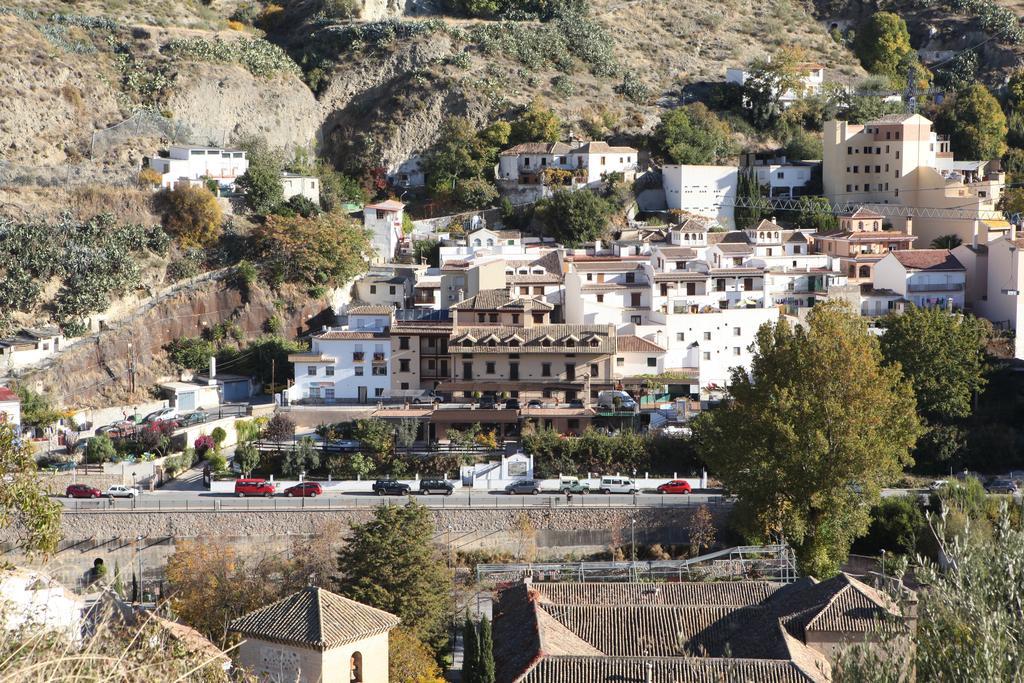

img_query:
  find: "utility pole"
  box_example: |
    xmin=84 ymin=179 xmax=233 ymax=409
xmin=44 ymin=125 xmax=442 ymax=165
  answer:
xmin=136 ymin=535 xmax=144 ymax=604
xmin=271 ymin=358 xmax=276 ymax=394
xmin=127 ymin=341 xmax=136 ymax=394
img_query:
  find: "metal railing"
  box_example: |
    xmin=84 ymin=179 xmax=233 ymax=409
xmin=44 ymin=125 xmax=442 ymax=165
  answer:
xmin=907 ymin=283 xmax=964 ymax=292
xmin=59 ymin=492 xmax=731 ymax=513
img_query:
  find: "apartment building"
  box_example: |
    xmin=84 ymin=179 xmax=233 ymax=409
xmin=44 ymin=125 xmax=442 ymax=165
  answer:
xmin=822 ymin=113 xmax=1005 ymax=246
xmin=389 ymin=311 xmax=453 ymax=401
xmin=972 ymin=236 xmax=1024 ymax=359
xmin=814 ymin=208 xmax=916 ymax=282
xmin=364 ymin=200 xmax=405 ymax=265
xmin=287 ymin=306 xmax=393 ymax=403
xmin=443 ymin=290 xmax=616 ymax=402
xmin=661 ymin=165 xmax=737 ymax=227
xmin=563 ymin=256 xmax=653 ymax=326
xmin=497 ymin=141 xmax=639 ymax=188
xmin=438 ymin=257 xmax=506 ymax=309
xmin=873 ymin=250 xmax=967 ymax=309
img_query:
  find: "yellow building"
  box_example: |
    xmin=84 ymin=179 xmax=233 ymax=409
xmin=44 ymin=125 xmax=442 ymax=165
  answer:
xmin=823 ymin=114 xmax=1006 ymax=248
xmin=229 ymin=586 xmax=399 ymax=683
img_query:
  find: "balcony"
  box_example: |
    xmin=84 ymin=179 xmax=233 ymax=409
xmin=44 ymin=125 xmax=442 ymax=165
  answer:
xmin=373 ymin=352 xmax=386 ymax=362
xmin=352 ymin=352 xmax=365 ymax=362
xmin=908 ymin=283 xmax=964 ymax=293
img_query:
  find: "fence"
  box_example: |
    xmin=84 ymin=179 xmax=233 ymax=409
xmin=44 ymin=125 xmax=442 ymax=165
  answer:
xmin=0 ymin=161 xmax=135 ymax=189
xmin=58 ymin=492 xmax=729 ymax=512
xmin=89 ymin=110 xmax=233 ymax=159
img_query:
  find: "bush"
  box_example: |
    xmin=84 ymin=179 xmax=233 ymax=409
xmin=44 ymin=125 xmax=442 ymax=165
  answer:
xmin=453 ymin=178 xmax=499 ymax=209
xmin=161 ymin=185 xmax=222 ymax=246
xmin=137 ymin=167 xmax=162 ymax=188
xmin=85 ymin=435 xmax=116 ymax=464
xmin=264 ymin=414 xmax=296 ymax=442
xmin=852 ymin=496 xmax=925 ymax=556
xmin=236 ymin=161 xmax=284 ymax=216
xmin=616 ymin=72 xmax=650 ymax=104
xmin=194 ymin=434 xmax=215 ymax=457
xmin=233 ymin=259 xmax=258 ymax=287
xmin=165 ymin=37 xmax=301 ymax=78
xmin=210 ymin=427 xmax=227 ymax=450
xmin=250 ymin=213 xmax=374 ymax=288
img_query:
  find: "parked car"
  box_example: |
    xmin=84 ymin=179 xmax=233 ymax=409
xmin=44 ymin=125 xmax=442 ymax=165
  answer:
xmin=96 ymin=420 xmax=135 ymax=439
xmin=556 ymin=477 xmax=589 ymax=495
xmin=657 ymin=479 xmax=693 ymax=495
xmin=235 ymin=478 xmax=276 ymax=497
xmin=65 ymin=484 xmax=102 ymax=499
xmin=106 ymin=485 xmax=140 ymax=499
xmin=419 ymin=479 xmax=454 ymax=495
xmin=526 ymin=399 xmax=544 ymax=409
xmin=597 ymin=477 xmax=638 ymax=494
xmin=504 ymin=398 xmax=521 ymax=410
xmin=283 ymin=482 xmax=322 ymax=498
xmin=142 ymin=407 xmax=176 ymax=423
xmin=478 ymin=395 xmax=497 ymax=410
xmin=178 ymin=410 xmax=208 ymax=426
xmin=986 ymin=479 xmax=1019 ymax=494
xmin=412 ymin=391 xmax=444 ymax=405
xmin=928 ymin=479 xmax=949 ymax=491
xmin=506 ymin=480 xmax=541 ymax=495
xmin=596 ymin=390 xmax=637 ymax=411
xmin=567 ymin=399 xmax=585 ymax=409
xmin=372 ymin=480 xmax=411 ymax=496
xmin=50 ymin=460 xmax=78 ymax=472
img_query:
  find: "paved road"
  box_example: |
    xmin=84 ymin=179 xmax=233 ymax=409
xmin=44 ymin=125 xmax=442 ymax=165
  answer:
xmin=55 ymin=489 xmax=727 ymax=512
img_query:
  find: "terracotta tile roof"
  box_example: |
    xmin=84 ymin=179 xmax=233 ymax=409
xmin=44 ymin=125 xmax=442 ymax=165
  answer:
xmin=890 ymin=249 xmax=964 ymax=271
xmin=228 ymin=587 xmax=399 ymax=651
xmin=347 ymin=305 xmax=394 ymax=315
xmin=500 ymin=142 xmax=572 ymax=155
xmin=507 ymin=273 xmax=561 ymax=284
xmin=656 ymin=247 xmax=698 ymax=259
xmin=566 ymin=254 xmax=648 ymax=262
xmin=0 ymin=386 xmax=17 ymax=402
xmin=715 ymin=243 xmax=754 ymax=254
xmin=450 ymin=324 xmax=614 ymax=353
xmin=653 ymin=271 xmax=709 ymax=283
xmin=515 ymin=656 xmax=825 ymax=683
xmin=570 ymin=260 xmax=646 ymax=271
xmin=844 ymin=207 xmax=885 ymax=220
xmin=581 ymin=283 xmax=648 ymax=292
xmin=616 ymin=335 xmax=666 ymax=354
xmin=364 ymin=199 xmax=405 ymax=211
xmin=1012 ymin=238 xmax=1024 ymax=249
xmin=150 ymin=614 xmax=230 ymax=669
xmin=315 ymin=331 xmax=389 ymax=340
xmin=573 ymin=141 xmax=638 ymax=155
xmin=710 ymin=267 xmax=765 ymax=275
xmin=451 ymin=289 xmax=555 ymax=311
xmin=865 ymin=113 xmax=918 ymax=125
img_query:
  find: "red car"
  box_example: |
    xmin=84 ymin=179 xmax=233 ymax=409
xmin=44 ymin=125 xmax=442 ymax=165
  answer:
xmin=283 ymin=482 xmax=323 ymax=498
xmin=657 ymin=480 xmax=693 ymax=495
xmin=66 ymin=484 xmax=103 ymax=499
xmin=235 ymin=478 xmax=275 ymax=497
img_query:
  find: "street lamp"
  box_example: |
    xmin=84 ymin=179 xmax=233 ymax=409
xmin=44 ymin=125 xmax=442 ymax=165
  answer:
xmin=136 ymin=535 xmax=144 ymax=604
xmin=631 ymin=517 xmax=636 ymax=563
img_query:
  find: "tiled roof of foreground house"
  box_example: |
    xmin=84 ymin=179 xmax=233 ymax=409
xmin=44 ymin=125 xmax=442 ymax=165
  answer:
xmin=228 ymin=586 xmax=399 ymax=651
xmin=890 ymin=249 xmax=964 ymax=272
xmin=451 ymin=324 xmax=615 ymax=354
xmin=494 ymin=574 xmax=908 ymax=683
xmin=451 ymin=289 xmax=555 ymax=312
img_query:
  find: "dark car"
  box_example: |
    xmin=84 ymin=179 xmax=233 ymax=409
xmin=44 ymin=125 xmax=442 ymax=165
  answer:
xmin=373 ymin=480 xmax=411 ymax=496
xmin=527 ymin=399 xmax=544 ymax=409
xmin=506 ymin=480 xmax=541 ymax=495
xmin=567 ymin=399 xmax=585 ymax=409
xmin=657 ymin=479 xmax=693 ymax=495
xmin=65 ymin=484 xmax=103 ymax=499
xmin=178 ymin=410 xmax=208 ymax=426
xmin=419 ymin=479 xmax=454 ymax=495
xmin=504 ymin=398 xmax=521 ymax=410
xmin=478 ymin=395 xmax=497 ymax=410
xmin=284 ymin=482 xmax=323 ymax=497
xmin=986 ymin=479 xmax=1019 ymax=494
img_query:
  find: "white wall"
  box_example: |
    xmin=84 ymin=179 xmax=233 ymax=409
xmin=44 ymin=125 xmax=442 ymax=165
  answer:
xmin=662 ymin=165 xmax=737 ymax=227
xmin=0 ymin=399 xmax=20 ymax=428
xmin=293 ymin=337 xmax=391 ymax=401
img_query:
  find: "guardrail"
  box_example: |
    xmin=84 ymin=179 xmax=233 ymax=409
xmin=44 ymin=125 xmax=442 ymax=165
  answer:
xmin=59 ymin=492 xmax=730 ymax=512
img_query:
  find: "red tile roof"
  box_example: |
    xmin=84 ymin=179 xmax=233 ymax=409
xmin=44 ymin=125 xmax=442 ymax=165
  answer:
xmin=616 ymin=335 xmax=666 ymax=353
xmin=0 ymin=387 xmax=17 ymax=402
xmin=891 ymin=249 xmax=964 ymax=271
xmin=364 ymin=199 xmax=405 ymax=211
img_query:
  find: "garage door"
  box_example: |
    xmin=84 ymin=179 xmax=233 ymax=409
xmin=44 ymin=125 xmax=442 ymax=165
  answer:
xmin=221 ymin=380 xmax=249 ymax=403
xmin=177 ymin=391 xmax=196 ymax=411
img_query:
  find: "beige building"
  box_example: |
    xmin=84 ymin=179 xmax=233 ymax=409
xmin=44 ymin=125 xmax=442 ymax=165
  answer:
xmin=439 ymin=258 xmax=507 ymax=309
xmin=444 ymin=289 xmax=616 ymax=402
xmin=823 ymin=113 xmax=1006 ymax=247
xmin=390 ymin=314 xmax=453 ymax=400
xmin=229 ymin=586 xmax=399 ymax=683
xmin=814 ymin=207 xmax=916 ymax=281
xmin=961 ymin=235 xmax=1024 ymax=359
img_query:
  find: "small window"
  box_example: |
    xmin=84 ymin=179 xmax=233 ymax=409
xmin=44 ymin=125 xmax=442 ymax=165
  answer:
xmin=542 ymin=363 xmax=552 ymax=377
xmin=734 ymin=347 xmax=741 ymax=356
xmin=590 ymin=364 xmax=599 ymax=376
xmin=647 ymin=357 xmax=657 ymax=367
xmin=370 ymin=285 xmax=377 ymax=294
xmin=399 ymin=359 xmax=410 ymax=372
xmin=676 ymin=333 xmax=684 ymax=341
xmin=401 ymin=382 xmax=409 ymax=390
xmin=616 ymin=357 xmax=624 ymax=367
xmin=374 ymin=387 xmax=384 ymax=397
xmin=733 ymin=327 xmax=741 ymax=336
xmin=703 ymin=352 xmax=711 ymax=360
xmin=355 ymin=367 xmax=364 ymax=376
xmin=325 ymin=366 xmax=335 ymax=376
xmin=399 ymin=337 xmax=410 ymax=350
xmin=703 ymin=332 xmax=711 ymax=341
xmin=486 ymin=361 xmax=496 ymax=374
xmin=596 ymin=294 xmax=604 ymax=303
xmin=390 ymin=286 xmax=396 ymax=295
xmin=307 ymin=366 xmax=317 ymax=376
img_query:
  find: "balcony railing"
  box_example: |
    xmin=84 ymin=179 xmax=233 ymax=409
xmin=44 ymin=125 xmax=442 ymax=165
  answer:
xmin=352 ymin=352 xmax=364 ymax=362
xmin=373 ymin=352 xmax=386 ymax=362
xmin=908 ymin=283 xmax=964 ymax=293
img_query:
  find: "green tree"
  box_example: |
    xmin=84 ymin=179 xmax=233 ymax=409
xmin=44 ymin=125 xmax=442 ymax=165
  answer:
xmin=235 ymin=143 xmax=284 ymax=214
xmin=14 ymin=385 xmax=61 ymax=430
xmin=336 ymin=503 xmax=452 ymax=651
xmin=744 ymin=51 xmax=806 ymax=128
xmin=509 ymin=100 xmax=561 ymax=145
xmin=998 ymin=186 xmax=1024 ymax=216
xmin=281 ymin=436 xmax=320 ymax=477
xmin=652 ymin=104 xmax=734 ymax=164
xmin=794 ymin=196 xmax=838 ymax=232
xmin=479 ymin=615 xmax=495 ymax=683
xmin=423 ymin=118 xmax=509 ymax=200
xmin=854 ymin=12 xmax=913 ymax=79
xmin=235 ymin=442 xmax=261 ymax=476
xmin=691 ymin=302 xmax=923 ymax=577
xmin=879 ymin=306 xmax=988 ymax=420
xmin=263 ymin=413 xmax=296 ymax=442
xmin=463 ymin=616 xmax=480 ymax=683
xmin=161 ymin=185 xmax=223 ymax=246
xmin=317 ymin=163 xmax=368 ymax=211
xmin=940 ymin=84 xmax=1008 ymax=160
xmin=851 ymin=496 xmax=924 ymax=557
xmin=534 ymin=189 xmax=610 ymax=247
xmin=0 ymin=422 xmax=61 ymax=555
xmin=733 ymin=168 xmax=766 ymax=229
xmin=389 ymin=627 xmax=445 ymax=682
xmin=1007 ymin=68 xmax=1024 ymax=113
xmin=929 ymin=234 xmax=963 ymax=249
xmin=353 ymin=418 xmax=394 ymax=456
xmin=453 ymin=178 xmax=499 ymax=209
xmin=251 ymin=212 xmax=373 ymax=288
xmin=412 ymin=238 xmax=441 ymax=267
xmin=783 ymin=128 xmax=823 ymax=161
xmin=84 ymin=434 xmax=116 ymax=464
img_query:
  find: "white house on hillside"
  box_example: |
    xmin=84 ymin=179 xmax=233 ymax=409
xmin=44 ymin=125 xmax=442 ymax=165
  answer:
xmin=280 ymin=172 xmax=320 ymax=205
xmin=0 ymin=386 xmax=20 ymax=428
xmin=497 ymin=141 xmax=638 ymax=188
xmin=726 ymin=62 xmax=825 ymax=107
xmin=287 ymin=306 xmax=394 ymax=404
xmin=147 ymin=146 xmax=248 ymax=189
xmin=872 ymin=250 xmax=966 ymax=310
xmin=1 ymin=328 xmax=62 ymax=372
xmin=661 ymin=165 xmax=737 ymax=228
xmin=364 ymin=200 xmax=405 ymax=265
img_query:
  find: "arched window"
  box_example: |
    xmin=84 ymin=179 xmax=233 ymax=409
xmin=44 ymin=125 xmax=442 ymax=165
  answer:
xmin=462 ymin=339 xmax=473 ymax=347
xmin=565 ymin=338 xmax=576 ymax=347
xmin=474 ymin=238 xmax=482 ymax=246
xmin=486 ymin=239 xmax=494 ymax=246
xmin=873 ymin=221 xmax=880 ymax=230
xmin=350 ymin=652 xmax=363 ymax=682
xmin=541 ymin=338 xmax=552 ymax=347
xmin=858 ymin=265 xmax=871 ymax=278
xmin=858 ymin=221 xmax=864 ymax=230
xmin=487 ymin=339 xmax=497 ymax=347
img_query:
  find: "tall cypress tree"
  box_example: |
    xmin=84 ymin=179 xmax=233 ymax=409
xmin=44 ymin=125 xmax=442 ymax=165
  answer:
xmin=734 ymin=167 xmax=765 ymax=229
xmin=463 ymin=616 xmax=480 ymax=683
xmin=479 ymin=615 xmax=495 ymax=683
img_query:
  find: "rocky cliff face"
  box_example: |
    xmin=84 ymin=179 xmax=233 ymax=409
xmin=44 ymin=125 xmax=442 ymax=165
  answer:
xmin=17 ymin=276 xmax=333 ymax=409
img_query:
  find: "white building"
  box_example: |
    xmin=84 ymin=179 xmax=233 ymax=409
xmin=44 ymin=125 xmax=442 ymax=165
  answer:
xmin=287 ymin=306 xmax=393 ymax=403
xmin=0 ymin=568 xmax=85 ymax=645
xmin=0 ymin=328 xmax=62 ymax=372
xmin=147 ymin=146 xmax=248 ymax=189
xmin=743 ymin=157 xmax=819 ymax=197
xmin=872 ymin=250 xmax=966 ymax=310
xmin=280 ymin=172 xmax=320 ymax=205
xmin=363 ymin=200 xmax=406 ymax=265
xmin=613 ymin=335 xmax=667 ymax=378
xmin=662 ymin=165 xmax=737 ymax=228
xmin=388 ymin=155 xmax=425 ymax=188
xmin=726 ymin=61 xmax=825 ymax=107
xmin=0 ymin=386 xmax=20 ymax=428
xmin=497 ymin=141 xmax=639 ymax=188
xmin=958 ymin=236 xmax=1024 ymax=359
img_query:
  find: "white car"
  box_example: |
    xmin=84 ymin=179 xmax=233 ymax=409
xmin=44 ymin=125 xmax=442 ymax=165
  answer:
xmin=597 ymin=477 xmax=638 ymax=494
xmin=106 ymin=485 xmax=140 ymax=498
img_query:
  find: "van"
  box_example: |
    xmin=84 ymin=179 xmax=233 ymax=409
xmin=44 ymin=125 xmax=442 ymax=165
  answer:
xmin=235 ymin=478 xmax=275 ymax=497
xmin=598 ymin=477 xmax=638 ymax=494
xmin=596 ymin=390 xmax=637 ymax=411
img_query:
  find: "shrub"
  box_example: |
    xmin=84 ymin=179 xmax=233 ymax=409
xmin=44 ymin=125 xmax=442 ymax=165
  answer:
xmin=165 ymin=37 xmax=301 ymax=78
xmin=194 ymin=434 xmax=215 ymax=456
xmin=236 ymin=162 xmax=284 ymax=215
xmin=264 ymin=414 xmax=296 ymax=442
xmin=210 ymin=427 xmax=227 ymax=450
xmin=233 ymin=259 xmax=258 ymax=287
xmin=137 ymin=167 xmax=162 ymax=188
xmin=250 ymin=213 xmax=374 ymax=288
xmin=616 ymin=72 xmax=650 ymax=104
xmin=453 ymin=178 xmax=499 ymax=209
xmin=85 ymin=435 xmax=116 ymax=464
xmin=161 ymin=185 xmax=222 ymax=246
xmin=227 ymin=19 xmax=246 ymax=30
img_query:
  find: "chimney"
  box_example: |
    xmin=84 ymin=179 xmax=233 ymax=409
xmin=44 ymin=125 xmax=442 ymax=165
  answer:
xmin=207 ymin=356 xmax=217 ymax=386
xmin=645 ymin=661 xmax=654 ymax=683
